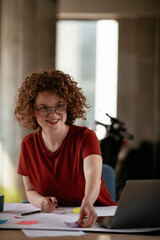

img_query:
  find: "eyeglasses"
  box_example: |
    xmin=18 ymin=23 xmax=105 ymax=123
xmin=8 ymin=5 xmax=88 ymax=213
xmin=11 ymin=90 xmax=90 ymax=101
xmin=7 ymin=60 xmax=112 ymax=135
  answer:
xmin=34 ymin=104 xmax=66 ymax=117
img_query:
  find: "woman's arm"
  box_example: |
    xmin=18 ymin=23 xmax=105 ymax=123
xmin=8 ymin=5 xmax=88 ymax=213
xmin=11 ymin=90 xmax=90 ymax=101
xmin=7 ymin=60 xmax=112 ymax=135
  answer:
xmin=77 ymin=154 xmax=102 ymax=227
xmin=23 ymin=176 xmax=58 ymax=212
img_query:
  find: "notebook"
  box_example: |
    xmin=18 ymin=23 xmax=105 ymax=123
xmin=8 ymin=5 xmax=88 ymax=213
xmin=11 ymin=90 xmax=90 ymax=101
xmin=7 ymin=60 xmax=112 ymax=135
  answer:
xmin=97 ymin=179 xmax=160 ymax=229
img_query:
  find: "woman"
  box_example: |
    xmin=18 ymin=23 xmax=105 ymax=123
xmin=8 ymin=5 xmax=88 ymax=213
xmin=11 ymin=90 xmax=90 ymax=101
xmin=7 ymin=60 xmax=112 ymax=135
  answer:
xmin=14 ymin=70 xmax=116 ymax=228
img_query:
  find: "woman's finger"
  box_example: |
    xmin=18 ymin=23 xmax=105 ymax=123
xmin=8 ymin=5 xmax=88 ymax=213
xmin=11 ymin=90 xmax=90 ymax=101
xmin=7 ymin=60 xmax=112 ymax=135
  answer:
xmin=79 ymin=209 xmax=97 ymax=228
xmin=80 ymin=214 xmax=97 ymax=228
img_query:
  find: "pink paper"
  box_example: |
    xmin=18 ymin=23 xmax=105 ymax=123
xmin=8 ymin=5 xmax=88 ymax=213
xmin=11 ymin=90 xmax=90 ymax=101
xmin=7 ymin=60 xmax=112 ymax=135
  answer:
xmin=15 ymin=220 xmax=39 ymax=225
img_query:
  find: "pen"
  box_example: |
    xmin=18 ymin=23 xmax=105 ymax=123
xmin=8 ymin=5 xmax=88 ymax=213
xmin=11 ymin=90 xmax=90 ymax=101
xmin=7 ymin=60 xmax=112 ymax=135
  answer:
xmin=21 ymin=210 xmax=41 ymax=216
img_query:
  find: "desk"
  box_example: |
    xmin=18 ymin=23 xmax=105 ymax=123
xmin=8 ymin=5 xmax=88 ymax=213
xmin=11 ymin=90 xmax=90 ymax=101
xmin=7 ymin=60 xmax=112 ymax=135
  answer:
xmin=1 ymin=230 xmax=160 ymax=240
xmin=1 ymin=204 xmax=160 ymax=239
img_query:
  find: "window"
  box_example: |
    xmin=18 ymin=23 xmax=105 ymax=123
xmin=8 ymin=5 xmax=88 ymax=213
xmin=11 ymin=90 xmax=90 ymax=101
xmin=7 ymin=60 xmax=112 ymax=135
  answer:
xmin=56 ymin=20 xmax=118 ymax=139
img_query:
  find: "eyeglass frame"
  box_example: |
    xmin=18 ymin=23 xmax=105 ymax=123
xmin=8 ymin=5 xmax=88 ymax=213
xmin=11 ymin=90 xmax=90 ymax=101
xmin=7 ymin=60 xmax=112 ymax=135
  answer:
xmin=34 ymin=104 xmax=67 ymax=117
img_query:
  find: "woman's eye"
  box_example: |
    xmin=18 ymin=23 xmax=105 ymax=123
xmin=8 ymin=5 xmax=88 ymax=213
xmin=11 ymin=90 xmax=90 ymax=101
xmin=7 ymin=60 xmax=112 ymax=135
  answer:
xmin=40 ymin=106 xmax=48 ymax=111
xmin=56 ymin=104 xmax=63 ymax=109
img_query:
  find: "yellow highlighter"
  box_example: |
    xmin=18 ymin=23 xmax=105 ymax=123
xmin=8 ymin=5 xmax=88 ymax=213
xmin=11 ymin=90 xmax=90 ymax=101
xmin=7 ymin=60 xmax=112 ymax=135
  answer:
xmin=73 ymin=207 xmax=80 ymax=213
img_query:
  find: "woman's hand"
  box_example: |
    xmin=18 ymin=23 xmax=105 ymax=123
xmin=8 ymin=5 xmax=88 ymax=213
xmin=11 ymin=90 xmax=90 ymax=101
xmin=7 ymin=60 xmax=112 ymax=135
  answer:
xmin=76 ymin=199 xmax=97 ymax=227
xmin=41 ymin=197 xmax=58 ymax=213
xmin=23 ymin=176 xmax=58 ymax=212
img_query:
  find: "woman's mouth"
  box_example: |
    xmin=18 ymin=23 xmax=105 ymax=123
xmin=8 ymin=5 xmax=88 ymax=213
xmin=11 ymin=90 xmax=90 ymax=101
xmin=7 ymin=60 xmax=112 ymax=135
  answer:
xmin=46 ymin=119 xmax=60 ymax=125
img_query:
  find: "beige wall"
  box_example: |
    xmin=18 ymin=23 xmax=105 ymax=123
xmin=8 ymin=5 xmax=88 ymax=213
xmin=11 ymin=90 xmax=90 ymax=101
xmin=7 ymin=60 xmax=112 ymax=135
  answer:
xmin=117 ymin=18 xmax=160 ymax=146
xmin=0 ymin=0 xmax=57 ymax=201
xmin=57 ymin=0 xmax=160 ymax=19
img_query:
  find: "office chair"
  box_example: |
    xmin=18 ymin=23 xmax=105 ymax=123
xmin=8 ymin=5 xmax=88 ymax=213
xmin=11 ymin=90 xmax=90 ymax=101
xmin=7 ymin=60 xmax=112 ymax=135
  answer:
xmin=102 ymin=164 xmax=116 ymax=202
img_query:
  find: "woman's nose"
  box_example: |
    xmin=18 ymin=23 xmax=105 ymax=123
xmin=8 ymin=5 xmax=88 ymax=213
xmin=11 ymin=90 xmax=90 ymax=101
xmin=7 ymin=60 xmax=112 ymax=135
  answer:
xmin=48 ymin=107 xmax=57 ymax=116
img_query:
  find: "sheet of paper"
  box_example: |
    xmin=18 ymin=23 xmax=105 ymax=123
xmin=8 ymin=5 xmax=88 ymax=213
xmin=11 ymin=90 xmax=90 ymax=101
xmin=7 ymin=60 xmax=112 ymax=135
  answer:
xmin=1 ymin=203 xmax=160 ymax=233
xmin=22 ymin=229 xmax=86 ymax=238
xmin=95 ymin=205 xmax=117 ymax=216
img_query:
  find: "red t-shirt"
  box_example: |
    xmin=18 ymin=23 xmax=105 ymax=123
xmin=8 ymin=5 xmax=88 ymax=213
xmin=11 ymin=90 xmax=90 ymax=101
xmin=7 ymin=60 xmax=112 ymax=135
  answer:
xmin=17 ymin=125 xmax=116 ymax=206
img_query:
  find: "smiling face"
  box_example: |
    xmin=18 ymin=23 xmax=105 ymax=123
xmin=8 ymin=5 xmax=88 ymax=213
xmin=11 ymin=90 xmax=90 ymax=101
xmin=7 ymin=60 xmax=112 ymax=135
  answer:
xmin=34 ymin=91 xmax=67 ymax=132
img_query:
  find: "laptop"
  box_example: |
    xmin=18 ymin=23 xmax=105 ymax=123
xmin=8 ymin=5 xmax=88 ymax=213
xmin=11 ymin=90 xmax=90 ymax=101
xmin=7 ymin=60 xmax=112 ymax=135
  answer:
xmin=97 ymin=179 xmax=160 ymax=229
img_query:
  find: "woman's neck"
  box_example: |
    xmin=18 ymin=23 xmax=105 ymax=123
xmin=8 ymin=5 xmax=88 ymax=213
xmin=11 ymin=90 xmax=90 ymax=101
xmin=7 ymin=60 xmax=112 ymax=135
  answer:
xmin=41 ymin=125 xmax=70 ymax=153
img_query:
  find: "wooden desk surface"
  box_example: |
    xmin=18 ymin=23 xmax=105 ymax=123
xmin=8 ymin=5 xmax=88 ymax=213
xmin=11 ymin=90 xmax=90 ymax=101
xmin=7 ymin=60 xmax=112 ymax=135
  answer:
xmin=1 ymin=230 xmax=160 ymax=240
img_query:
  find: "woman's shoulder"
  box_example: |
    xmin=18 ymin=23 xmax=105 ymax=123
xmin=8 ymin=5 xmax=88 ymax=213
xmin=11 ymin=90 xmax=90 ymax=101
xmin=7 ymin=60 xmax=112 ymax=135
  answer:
xmin=71 ymin=124 xmax=90 ymax=132
xmin=22 ymin=130 xmax=40 ymax=144
xmin=70 ymin=124 xmax=95 ymax=138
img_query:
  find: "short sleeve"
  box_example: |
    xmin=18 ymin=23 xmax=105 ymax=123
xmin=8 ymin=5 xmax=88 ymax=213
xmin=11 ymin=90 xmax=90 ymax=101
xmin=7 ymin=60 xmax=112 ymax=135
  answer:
xmin=82 ymin=130 xmax=102 ymax=159
xmin=17 ymin=140 xmax=28 ymax=176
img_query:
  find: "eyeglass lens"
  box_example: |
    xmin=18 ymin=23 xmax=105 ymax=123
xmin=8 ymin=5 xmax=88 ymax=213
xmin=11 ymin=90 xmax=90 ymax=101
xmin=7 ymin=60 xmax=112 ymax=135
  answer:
xmin=39 ymin=105 xmax=66 ymax=116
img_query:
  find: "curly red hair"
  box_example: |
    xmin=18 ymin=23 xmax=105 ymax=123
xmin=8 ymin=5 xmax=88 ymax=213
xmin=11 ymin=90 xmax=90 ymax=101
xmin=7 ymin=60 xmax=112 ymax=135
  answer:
xmin=14 ymin=70 xmax=91 ymax=129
